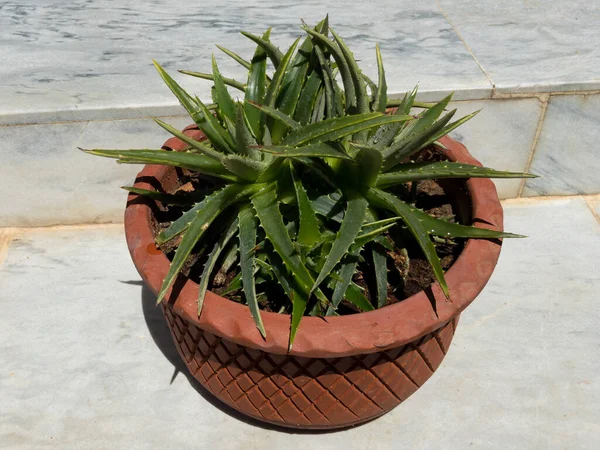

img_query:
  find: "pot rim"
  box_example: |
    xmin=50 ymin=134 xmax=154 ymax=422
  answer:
xmin=124 ymin=133 xmax=503 ymax=358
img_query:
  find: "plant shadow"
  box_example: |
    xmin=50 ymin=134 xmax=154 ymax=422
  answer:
xmin=140 ymin=284 xmax=356 ymax=435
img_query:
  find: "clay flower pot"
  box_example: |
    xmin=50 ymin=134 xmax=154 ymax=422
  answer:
xmin=124 ymin=126 xmax=504 ymax=430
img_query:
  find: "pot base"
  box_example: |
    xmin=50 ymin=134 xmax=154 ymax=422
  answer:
xmin=164 ymin=305 xmax=458 ymax=430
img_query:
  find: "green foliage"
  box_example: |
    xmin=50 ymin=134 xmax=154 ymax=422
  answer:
xmin=84 ymin=18 xmax=535 ymax=349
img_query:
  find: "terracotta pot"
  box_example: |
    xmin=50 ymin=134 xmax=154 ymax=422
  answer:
xmin=124 ymin=126 xmax=504 ymax=429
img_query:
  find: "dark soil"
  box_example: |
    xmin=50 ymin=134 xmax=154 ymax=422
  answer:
xmin=149 ymin=148 xmax=467 ymax=314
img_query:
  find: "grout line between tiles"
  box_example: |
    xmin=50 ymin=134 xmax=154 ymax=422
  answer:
xmin=0 ymin=229 xmax=18 ymax=267
xmin=434 ymin=0 xmax=495 ymax=91
xmin=517 ymin=94 xmax=549 ymax=197
xmin=583 ymin=196 xmax=600 ymax=225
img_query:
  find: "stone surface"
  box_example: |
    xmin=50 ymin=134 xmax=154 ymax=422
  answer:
xmin=1 ymin=197 xmax=599 ymax=448
xmin=523 ymin=94 xmax=600 ymax=196
xmin=0 ymin=116 xmax=189 ymax=227
xmin=0 ymin=0 xmax=490 ymax=125
xmin=448 ymin=97 xmax=541 ymax=198
xmin=437 ymin=0 xmax=600 ymax=93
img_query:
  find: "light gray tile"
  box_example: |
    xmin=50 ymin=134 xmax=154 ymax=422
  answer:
xmin=523 ymin=94 xmax=600 ymax=196
xmin=1 ymin=198 xmax=599 ymax=448
xmin=438 ymin=0 xmax=600 ymax=93
xmin=448 ymin=98 xmax=541 ymax=198
xmin=0 ymin=116 xmax=190 ymax=227
xmin=0 ymin=0 xmax=490 ymax=125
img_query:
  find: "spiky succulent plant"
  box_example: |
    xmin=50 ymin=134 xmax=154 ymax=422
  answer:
xmin=84 ymin=17 xmax=534 ymax=347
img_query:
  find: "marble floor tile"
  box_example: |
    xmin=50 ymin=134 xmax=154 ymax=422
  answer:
xmin=447 ymin=97 xmax=541 ymax=198
xmin=522 ymin=94 xmax=600 ymax=196
xmin=437 ymin=0 xmax=600 ymax=94
xmin=0 ymin=0 xmax=490 ymax=124
xmin=1 ymin=197 xmax=599 ymax=448
xmin=0 ymin=116 xmax=190 ymax=227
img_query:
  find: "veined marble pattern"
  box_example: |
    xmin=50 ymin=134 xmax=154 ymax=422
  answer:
xmin=0 ymin=116 xmax=190 ymax=227
xmin=523 ymin=94 xmax=600 ymax=196
xmin=0 ymin=0 xmax=490 ymax=124
xmin=447 ymin=97 xmax=541 ymax=199
xmin=1 ymin=198 xmax=599 ymax=448
xmin=437 ymin=0 xmax=600 ymax=93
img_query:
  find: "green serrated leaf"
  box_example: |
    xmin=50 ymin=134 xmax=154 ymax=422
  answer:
xmin=271 ymin=33 xmax=313 ymax=142
xmin=178 ymin=70 xmax=246 ymax=92
xmin=241 ymin=30 xmax=284 ymax=69
xmin=409 ymin=93 xmax=454 ymax=136
xmin=369 ymin=86 xmax=418 ymax=149
xmin=289 ymin=285 xmax=309 ymax=349
xmin=282 ymin=113 xmax=411 ymax=147
xmin=264 ymin=38 xmax=301 ymax=109
xmin=396 ymin=85 xmax=419 ymax=114
xmin=234 ymin=103 xmax=260 ymax=159
xmin=345 ymin=283 xmax=375 ymax=312
xmin=156 ymin=189 xmax=242 ymax=304
xmin=121 ymin=186 xmax=196 ymax=205
xmin=153 ymin=118 xmax=224 ymax=161
xmin=193 ymin=97 xmax=236 ymax=153
xmin=376 ymin=161 xmax=537 ymax=188
xmin=363 ymin=74 xmax=378 ymax=109
xmin=221 ymin=154 xmax=267 ymax=181
xmin=353 ymin=223 xmax=397 ymax=248
xmin=330 ymin=29 xmax=369 ymax=117
xmin=211 ymin=55 xmax=237 ymax=123
xmin=221 ymin=272 xmax=242 ymax=295
xmin=399 ymin=204 xmax=526 ymax=239
xmin=153 ymin=60 xmax=200 ymax=121
xmin=294 ymin=70 xmax=322 ymax=125
xmin=256 ymin=142 xmax=351 ymax=160
xmin=264 ymin=248 xmax=295 ymax=300
xmin=216 ymin=45 xmax=251 ymax=70
xmin=245 ymin=101 xmax=300 ymax=131
xmin=311 ymin=192 xmax=345 ymax=222
xmin=251 ymin=183 xmax=314 ymax=292
xmin=291 ymin=165 xmax=322 ymax=246
xmin=251 ymin=183 xmax=328 ymax=304
xmin=314 ymin=45 xmax=336 ymax=119
xmin=311 ymin=87 xmax=326 ymax=124
xmin=373 ymin=44 xmax=387 ymax=113
xmin=197 ymin=215 xmax=239 ymax=315
xmin=245 ymin=28 xmax=270 ymax=140
xmin=325 ymin=248 xmax=360 ymax=315
xmin=156 ymin=183 xmax=263 ymax=246
xmin=311 ymin=189 xmax=368 ymax=292
xmin=426 ymin=110 xmax=481 ymax=145
xmin=255 ymin=157 xmax=284 ymax=183
xmin=238 ymin=204 xmax=266 ymax=338
xmin=371 ymin=243 xmax=388 ymax=308
xmin=350 ymin=143 xmax=383 ymax=187
xmin=366 ymin=187 xmax=449 ymax=298
xmin=219 ymin=241 xmax=239 ymax=276
xmin=382 ymin=109 xmax=456 ymax=171
xmin=303 ymin=27 xmax=357 ymax=114
xmin=80 ymin=148 xmax=236 ymax=182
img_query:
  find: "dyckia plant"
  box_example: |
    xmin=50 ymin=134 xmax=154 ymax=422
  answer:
xmin=84 ymin=17 xmax=534 ymax=348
